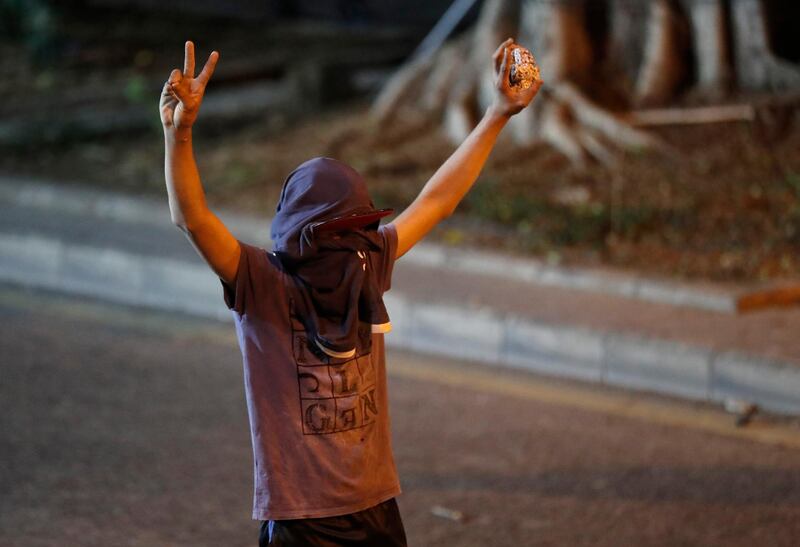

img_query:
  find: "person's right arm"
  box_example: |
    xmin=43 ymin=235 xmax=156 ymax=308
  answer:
xmin=160 ymin=41 xmax=240 ymax=284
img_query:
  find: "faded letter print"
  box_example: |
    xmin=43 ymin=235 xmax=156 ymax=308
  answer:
xmin=295 ymin=334 xmax=378 ymax=435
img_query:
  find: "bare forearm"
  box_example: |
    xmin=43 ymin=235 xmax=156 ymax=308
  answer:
xmin=418 ymin=106 xmax=509 ymax=218
xmin=163 ymin=128 xmax=210 ymax=228
xmin=391 ymin=106 xmax=510 ymax=258
xmin=391 ymin=38 xmax=541 ymax=258
xmin=158 ymin=42 xmax=240 ymax=283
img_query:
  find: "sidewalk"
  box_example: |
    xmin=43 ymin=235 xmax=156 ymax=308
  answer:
xmin=2 ymin=176 xmax=799 ymax=415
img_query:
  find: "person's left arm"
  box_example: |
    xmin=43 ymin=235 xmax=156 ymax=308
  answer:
xmin=389 ymin=38 xmax=542 ymax=259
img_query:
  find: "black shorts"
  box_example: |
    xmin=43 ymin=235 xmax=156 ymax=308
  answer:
xmin=259 ymin=498 xmax=407 ymax=547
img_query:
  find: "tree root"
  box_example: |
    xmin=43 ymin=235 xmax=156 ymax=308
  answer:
xmin=369 ymin=53 xmax=435 ymax=127
xmin=373 ymin=43 xmax=667 ymax=166
xmin=368 ymin=0 xmax=752 ymax=167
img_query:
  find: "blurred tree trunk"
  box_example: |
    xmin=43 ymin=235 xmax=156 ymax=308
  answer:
xmin=372 ymin=0 xmax=800 ymax=166
xmin=731 ymin=0 xmax=800 ymax=90
xmin=687 ymin=0 xmax=732 ymax=97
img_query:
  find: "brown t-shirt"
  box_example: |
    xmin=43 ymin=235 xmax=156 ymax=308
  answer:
xmin=222 ymin=224 xmax=401 ymax=521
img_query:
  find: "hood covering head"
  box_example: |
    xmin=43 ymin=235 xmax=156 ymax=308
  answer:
xmin=270 ymin=157 xmax=393 ymax=359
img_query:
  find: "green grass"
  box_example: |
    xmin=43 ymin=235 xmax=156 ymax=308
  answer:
xmin=465 ymin=177 xmax=662 ymax=252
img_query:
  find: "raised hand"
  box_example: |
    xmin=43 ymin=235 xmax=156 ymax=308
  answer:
xmin=159 ymin=41 xmax=219 ymax=134
xmin=490 ymin=38 xmax=542 ymax=118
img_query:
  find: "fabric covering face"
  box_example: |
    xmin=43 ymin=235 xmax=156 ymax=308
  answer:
xmin=270 ymin=157 xmax=391 ymax=358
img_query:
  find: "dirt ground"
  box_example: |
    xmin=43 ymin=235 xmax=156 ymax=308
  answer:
xmin=2 ymin=6 xmax=799 ymax=283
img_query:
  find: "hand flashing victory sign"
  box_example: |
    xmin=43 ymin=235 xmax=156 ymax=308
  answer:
xmin=159 ymin=41 xmax=219 ymax=137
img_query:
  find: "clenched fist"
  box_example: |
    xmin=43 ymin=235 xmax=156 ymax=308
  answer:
xmin=490 ymin=38 xmax=542 ymax=118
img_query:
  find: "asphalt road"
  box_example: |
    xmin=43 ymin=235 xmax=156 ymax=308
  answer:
xmin=2 ymin=284 xmax=800 ymax=547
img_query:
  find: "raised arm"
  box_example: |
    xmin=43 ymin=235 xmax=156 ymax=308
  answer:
xmin=160 ymin=41 xmax=241 ymax=284
xmin=390 ymin=38 xmax=542 ymax=259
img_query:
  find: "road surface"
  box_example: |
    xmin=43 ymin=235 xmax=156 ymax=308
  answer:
xmin=1 ymin=284 xmax=799 ymax=546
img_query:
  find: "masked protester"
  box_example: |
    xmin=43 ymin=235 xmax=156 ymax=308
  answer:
xmin=160 ymin=38 xmax=541 ymax=547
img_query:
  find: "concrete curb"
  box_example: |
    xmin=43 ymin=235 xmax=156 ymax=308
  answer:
xmin=2 ymin=231 xmax=799 ymax=415
xmin=0 ymin=233 xmax=230 ymax=321
xmin=385 ymin=290 xmax=800 ymax=415
xmin=0 ymin=177 xmax=270 ymax=248
xmin=403 ymin=244 xmax=738 ymax=313
xmin=0 ymin=176 xmax=743 ymax=313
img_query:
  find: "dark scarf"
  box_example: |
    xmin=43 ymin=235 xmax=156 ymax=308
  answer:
xmin=270 ymin=157 xmax=390 ymax=358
